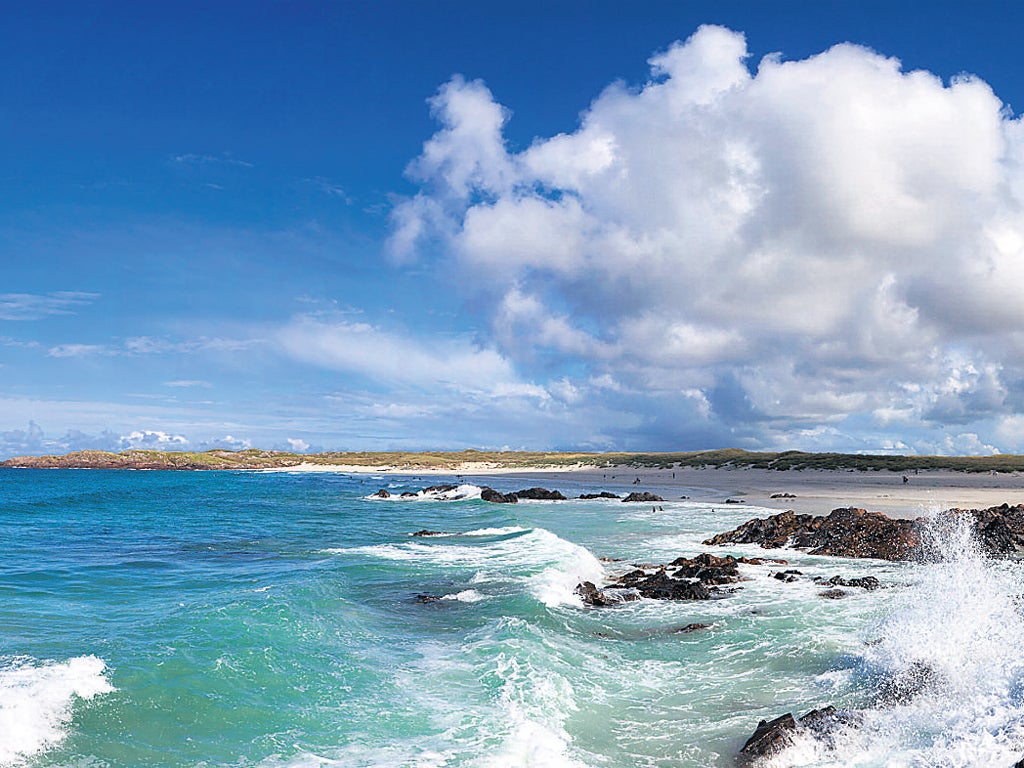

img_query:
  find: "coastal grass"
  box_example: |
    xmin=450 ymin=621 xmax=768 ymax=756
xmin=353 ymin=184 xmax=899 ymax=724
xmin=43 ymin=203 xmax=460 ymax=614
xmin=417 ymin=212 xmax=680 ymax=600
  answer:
xmin=5 ymin=447 xmax=1024 ymax=472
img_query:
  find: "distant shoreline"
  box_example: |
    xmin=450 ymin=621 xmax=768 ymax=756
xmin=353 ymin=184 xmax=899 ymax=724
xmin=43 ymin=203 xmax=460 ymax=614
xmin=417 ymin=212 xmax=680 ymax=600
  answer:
xmin=5 ymin=449 xmax=1024 ymax=519
xmin=6 ymin=447 xmax=1024 ymax=473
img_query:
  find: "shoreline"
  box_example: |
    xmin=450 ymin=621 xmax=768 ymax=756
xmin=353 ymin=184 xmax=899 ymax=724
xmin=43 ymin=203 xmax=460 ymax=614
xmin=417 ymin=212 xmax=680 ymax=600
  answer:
xmin=266 ymin=462 xmax=1024 ymax=520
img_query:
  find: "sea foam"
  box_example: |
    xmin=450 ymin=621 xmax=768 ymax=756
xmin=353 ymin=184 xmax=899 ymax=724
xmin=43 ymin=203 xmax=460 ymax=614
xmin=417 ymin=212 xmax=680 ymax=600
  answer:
xmin=0 ymin=655 xmax=113 ymax=767
xmin=337 ymin=526 xmax=605 ymax=608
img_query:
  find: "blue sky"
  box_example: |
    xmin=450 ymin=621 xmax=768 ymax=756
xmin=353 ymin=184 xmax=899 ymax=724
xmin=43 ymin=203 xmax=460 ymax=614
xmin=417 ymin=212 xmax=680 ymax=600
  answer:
xmin=6 ymin=1 xmax=1024 ymax=457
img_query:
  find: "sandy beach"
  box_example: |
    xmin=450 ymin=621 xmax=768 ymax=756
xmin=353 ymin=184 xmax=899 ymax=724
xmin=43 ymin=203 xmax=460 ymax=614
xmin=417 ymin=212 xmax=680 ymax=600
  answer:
xmin=274 ymin=462 xmax=1024 ymax=519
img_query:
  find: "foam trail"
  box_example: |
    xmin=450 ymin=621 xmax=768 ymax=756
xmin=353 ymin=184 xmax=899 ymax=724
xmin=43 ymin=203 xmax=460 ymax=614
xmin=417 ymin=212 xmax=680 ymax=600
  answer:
xmin=0 ymin=655 xmax=114 ymax=766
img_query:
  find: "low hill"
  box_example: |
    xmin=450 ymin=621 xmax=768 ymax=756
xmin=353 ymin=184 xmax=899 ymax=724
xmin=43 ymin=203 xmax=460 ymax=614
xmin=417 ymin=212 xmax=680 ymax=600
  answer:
xmin=3 ymin=448 xmax=1024 ymax=473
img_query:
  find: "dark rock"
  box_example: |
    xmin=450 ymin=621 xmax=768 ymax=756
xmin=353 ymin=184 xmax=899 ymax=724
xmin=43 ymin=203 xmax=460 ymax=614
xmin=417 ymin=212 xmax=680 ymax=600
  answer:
xmin=797 ymin=707 xmax=862 ymax=746
xmin=876 ymin=661 xmax=946 ymax=705
xmin=619 ymin=569 xmax=711 ymax=600
xmin=773 ymin=569 xmax=802 ymax=583
xmin=668 ymin=553 xmax=744 ymax=585
xmin=621 ymin=491 xmax=665 ymax=503
xmin=574 ymin=581 xmax=639 ymax=606
xmin=515 ymin=487 xmax=567 ymax=500
xmin=952 ymin=504 xmax=1024 ymax=555
xmin=818 ymin=588 xmax=848 ymax=599
xmin=410 ymin=529 xmax=446 ymax=537
xmin=480 ymin=487 xmax=518 ymax=504
xmin=1012 ymin=757 xmax=1024 ymax=768
xmin=770 ymin=492 xmax=797 ymax=499
xmin=707 ymin=503 xmax=1024 ymax=561
xmin=739 ymin=713 xmax=797 ymax=762
xmin=703 ymin=507 xmax=920 ymax=561
xmin=676 ymin=622 xmax=712 ymax=633
xmin=400 ymin=491 xmax=418 ymax=498
xmin=421 ymin=484 xmax=458 ymax=494
xmin=740 ymin=706 xmax=860 ymax=764
xmin=738 ymin=556 xmax=789 ymax=565
xmin=725 ymin=498 xmax=745 ymax=504
xmin=415 ymin=594 xmax=443 ymax=603
xmin=827 ymin=575 xmax=880 ymax=590
xmin=579 ymin=491 xmax=620 ymax=499
xmin=374 ymin=488 xmax=391 ymax=498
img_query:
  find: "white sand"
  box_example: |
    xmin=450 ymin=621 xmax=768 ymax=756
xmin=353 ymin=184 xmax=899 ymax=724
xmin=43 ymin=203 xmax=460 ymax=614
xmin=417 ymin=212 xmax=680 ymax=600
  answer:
xmin=268 ymin=462 xmax=1024 ymax=519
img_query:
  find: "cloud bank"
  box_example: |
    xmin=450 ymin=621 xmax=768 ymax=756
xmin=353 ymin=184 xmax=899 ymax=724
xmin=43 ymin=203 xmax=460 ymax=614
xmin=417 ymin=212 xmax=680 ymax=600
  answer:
xmin=389 ymin=24 xmax=1024 ymax=452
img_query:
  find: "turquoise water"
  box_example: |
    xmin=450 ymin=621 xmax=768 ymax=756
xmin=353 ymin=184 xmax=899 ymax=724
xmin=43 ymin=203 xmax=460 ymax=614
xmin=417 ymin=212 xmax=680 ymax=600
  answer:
xmin=2 ymin=469 xmax=1024 ymax=767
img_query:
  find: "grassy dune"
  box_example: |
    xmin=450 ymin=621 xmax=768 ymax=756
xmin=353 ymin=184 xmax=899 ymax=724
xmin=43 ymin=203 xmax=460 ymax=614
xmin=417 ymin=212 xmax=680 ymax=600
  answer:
xmin=4 ymin=447 xmax=1024 ymax=472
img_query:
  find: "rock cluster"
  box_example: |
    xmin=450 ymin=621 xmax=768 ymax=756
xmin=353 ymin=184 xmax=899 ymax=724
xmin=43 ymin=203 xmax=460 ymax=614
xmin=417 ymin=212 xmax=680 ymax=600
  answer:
xmin=576 ymin=553 xmax=778 ymax=605
xmin=705 ymin=504 xmax=1024 ymax=560
xmin=703 ymin=507 xmax=920 ymax=560
xmin=391 ymin=483 xmax=669 ymax=504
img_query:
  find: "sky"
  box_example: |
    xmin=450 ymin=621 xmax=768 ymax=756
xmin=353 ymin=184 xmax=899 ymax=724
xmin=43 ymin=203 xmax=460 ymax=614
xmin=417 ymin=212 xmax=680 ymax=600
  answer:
xmin=6 ymin=1 xmax=1024 ymax=458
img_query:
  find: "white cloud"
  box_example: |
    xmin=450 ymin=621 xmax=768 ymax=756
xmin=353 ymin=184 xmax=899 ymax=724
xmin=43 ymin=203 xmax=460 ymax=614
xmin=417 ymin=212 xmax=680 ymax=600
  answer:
xmin=48 ymin=343 xmax=111 ymax=358
xmin=286 ymin=437 xmax=310 ymax=452
xmin=388 ymin=24 xmax=1024 ymax=451
xmin=119 ymin=430 xmax=189 ymax=449
xmin=273 ymin=314 xmax=533 ymax=396
xmin=0 ymin=292 xmax=99 ymax=321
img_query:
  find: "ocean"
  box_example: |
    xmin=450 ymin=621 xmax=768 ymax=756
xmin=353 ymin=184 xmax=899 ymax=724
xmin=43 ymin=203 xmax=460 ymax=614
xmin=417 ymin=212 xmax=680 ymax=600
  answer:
xmin=2 ymin=467 xmax=1023 ymax=767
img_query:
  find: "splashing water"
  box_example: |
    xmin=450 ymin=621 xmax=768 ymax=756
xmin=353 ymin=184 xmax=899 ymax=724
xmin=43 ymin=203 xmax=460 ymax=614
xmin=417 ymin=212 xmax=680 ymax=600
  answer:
xmin=771 ymin=509 xmax=1024 ymax=767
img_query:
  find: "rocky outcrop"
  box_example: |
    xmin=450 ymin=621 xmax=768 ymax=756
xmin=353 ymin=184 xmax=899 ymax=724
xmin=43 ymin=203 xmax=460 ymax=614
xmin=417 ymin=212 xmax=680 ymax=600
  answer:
xmin=421 ymin=484 xmax=458 ymax=494
xmin=373 ymin=488 xmax=391 ymax=498
xmin=515 ymin=487 xmax=567 ymax=500
xmin=621 ymin=491 xmax=665 ymax=503
xmin=703 ymin=508 xmax=920 ymax=561
xmin=410 ymin=529 xmax=446 ymax=537
xmin=579 ymin=491 xmax=620 ymax=499
xmin=824 ymin=575 xmax=880 ymax=590
xmin=574 ymin=581 xmax=639 ymax=606
xmin=618 ymin=570 xmax=712 ymax=600
xmin=667 ymin=552 xmax=746 ymax=585
xmin=954 ymin=503 xmax=1024 ymax=554
xmin=705 ymin=504 xmax=1024 ymax=560
xmin=739 ymin=706 xmax=859 ymax=764
xmin=480 ymin=487 xmax=518 ymax=504
xmin=579 ymin=553 xmax=772 ymax=605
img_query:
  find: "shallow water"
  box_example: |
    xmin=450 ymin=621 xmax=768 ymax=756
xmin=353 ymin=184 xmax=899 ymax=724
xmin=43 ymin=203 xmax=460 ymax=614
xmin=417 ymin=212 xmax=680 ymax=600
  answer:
xmin=1 ymin=468 xmax=1021 ymax=767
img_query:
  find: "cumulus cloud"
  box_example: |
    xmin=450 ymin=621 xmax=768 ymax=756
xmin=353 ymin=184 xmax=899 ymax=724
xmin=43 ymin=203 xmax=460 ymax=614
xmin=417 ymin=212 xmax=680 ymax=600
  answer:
xmin=389 ymin=24 xmax=1024 ymax=451
xmin=119 ymin=430 xmax=189 ymax=449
